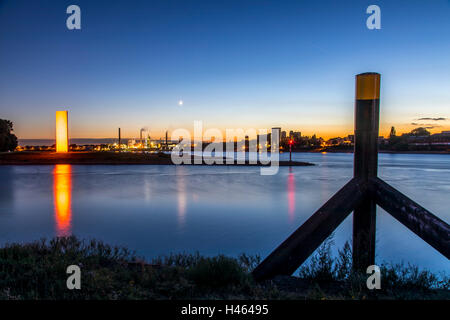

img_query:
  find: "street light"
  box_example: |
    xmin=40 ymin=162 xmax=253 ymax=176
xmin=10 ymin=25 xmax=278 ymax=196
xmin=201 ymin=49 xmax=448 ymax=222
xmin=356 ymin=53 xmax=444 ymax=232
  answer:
xmin=289 ymin=139 xmax=294 ymax=162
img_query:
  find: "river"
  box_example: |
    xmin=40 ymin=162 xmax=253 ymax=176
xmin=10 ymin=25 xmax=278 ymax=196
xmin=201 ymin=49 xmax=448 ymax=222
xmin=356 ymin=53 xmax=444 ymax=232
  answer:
xmin=0 ymin=152 xmax=448 ymax=274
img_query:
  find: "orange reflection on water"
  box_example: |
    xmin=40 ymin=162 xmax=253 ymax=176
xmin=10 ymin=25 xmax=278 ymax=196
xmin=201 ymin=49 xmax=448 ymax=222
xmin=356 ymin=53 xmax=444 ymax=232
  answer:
xmin=53 ymin=164 xmax=72 ymax=236
xmin=287 ymin=169 xmax=295 ymax=222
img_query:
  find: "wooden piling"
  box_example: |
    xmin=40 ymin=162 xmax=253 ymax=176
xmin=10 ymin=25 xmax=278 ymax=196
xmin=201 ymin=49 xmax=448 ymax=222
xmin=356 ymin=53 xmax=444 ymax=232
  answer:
xmin=252 ymin=72 xmax=449 ymax=282
xmin=252 ymin=178 xmax=367 ymax=281
xmin=352 ymin=72 xmax=380 ymax=271
xmin=370 ymin=177 xmax=450 ymax=259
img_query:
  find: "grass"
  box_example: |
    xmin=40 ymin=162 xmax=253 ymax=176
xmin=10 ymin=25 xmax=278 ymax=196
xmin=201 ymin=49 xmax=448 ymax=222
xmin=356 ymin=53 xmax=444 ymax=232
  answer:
xmin=0 ymin=236 xmax=448 ymax=300
xmin=296 ymin=237 xmax=449 ymax=299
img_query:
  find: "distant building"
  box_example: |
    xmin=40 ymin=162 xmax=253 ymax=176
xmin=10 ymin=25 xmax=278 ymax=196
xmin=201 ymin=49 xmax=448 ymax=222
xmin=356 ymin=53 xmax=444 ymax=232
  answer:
xmin=257 ymin=133 xmax=270 ymax=149
xmin=272 ymin=127 xmax=281 ymax=148
xmin=430 ymin=130 xmax=450 ymax=144
xmin=378 ymin=136 xmax=388 ymax=145
xmin=327 ymin=137 xmax=343 ymax=146
xmin=128 ymin=139 xmax=136 ymax=147
xmin=289 ymin=131 xmax=301 ymax=141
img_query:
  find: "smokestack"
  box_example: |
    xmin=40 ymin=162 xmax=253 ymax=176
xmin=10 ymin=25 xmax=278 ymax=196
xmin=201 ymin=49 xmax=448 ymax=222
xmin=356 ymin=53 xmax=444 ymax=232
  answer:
xmin=140 ymin=127 xmax=148 ymax=146
xmin=118 ymin=128 xmax=121 ymax=151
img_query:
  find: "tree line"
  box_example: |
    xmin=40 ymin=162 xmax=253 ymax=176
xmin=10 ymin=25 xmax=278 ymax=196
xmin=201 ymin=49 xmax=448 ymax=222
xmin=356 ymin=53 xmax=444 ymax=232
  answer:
xmin=0 ymin=119 xmax=18 ymax=152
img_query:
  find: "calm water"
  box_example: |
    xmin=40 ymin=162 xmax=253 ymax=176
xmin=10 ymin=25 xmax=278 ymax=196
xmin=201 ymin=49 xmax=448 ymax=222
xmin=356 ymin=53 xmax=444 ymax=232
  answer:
xmin=0 ymin=153 xmax=448 ymax=273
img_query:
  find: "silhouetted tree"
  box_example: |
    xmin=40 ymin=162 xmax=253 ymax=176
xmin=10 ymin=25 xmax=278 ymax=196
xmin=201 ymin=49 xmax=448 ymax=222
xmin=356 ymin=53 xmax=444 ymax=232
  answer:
xmin=410 ymin=127 xmax=430 ymax=137
xmin=0 ymin=119 xmax=18 ymax=152
xmin=388 ymin=126 xmax=399 ymax=146
xmin=389 ymin=126 xmax=396 ymax=139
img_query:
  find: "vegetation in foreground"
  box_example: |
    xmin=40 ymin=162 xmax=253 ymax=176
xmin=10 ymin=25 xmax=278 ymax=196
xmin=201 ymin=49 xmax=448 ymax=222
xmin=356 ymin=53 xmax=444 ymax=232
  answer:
xmin=0 ymin=236 xmax=448 ymax=300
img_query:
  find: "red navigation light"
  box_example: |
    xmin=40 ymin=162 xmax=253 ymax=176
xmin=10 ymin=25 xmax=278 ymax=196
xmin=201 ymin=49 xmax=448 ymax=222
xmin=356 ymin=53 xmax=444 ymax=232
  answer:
xmin=289 ymin=139 xmax=294 ymax=146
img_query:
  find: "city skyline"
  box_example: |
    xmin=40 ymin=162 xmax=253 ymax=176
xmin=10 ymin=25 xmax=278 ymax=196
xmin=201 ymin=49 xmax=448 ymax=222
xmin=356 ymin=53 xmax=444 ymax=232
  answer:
xmin=1 ymin=0 xmax=449 ymax=140
xmin=15 ymin=125 xmax=450 ymax=144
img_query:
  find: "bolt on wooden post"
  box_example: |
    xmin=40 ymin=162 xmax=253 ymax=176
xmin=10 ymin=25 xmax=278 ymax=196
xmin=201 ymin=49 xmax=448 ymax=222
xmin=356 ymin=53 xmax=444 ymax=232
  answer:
xmin=353 ymin=72 xmax=380 ymax=271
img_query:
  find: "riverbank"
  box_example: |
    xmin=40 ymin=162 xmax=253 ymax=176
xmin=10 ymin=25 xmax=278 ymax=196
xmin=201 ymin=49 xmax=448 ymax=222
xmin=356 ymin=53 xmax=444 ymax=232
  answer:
xmin=305 ymin=148 xmax=450 ymax=154
xmin=0 ymin=237 xmax=447 ymax=300
xmin=0 ymin=151 xmax=314 ymax=166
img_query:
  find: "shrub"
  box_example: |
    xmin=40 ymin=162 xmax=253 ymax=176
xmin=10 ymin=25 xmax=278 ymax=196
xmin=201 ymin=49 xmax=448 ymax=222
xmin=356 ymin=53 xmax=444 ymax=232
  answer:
xmin=187 ymin=255 xmax=249 ymax=289
xmin=0 ymin=236 xmax=447 ymax=300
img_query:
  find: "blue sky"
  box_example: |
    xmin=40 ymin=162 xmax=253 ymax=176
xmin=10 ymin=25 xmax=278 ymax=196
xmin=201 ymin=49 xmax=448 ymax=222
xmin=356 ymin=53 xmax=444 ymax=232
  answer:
xmin=0 ymin=0 xmax=449 ymax=139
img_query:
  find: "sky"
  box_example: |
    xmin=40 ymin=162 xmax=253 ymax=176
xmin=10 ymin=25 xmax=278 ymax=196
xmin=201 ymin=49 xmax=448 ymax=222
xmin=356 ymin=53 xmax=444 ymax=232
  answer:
xmin=0 ymin=0 xmax=449 ymax=140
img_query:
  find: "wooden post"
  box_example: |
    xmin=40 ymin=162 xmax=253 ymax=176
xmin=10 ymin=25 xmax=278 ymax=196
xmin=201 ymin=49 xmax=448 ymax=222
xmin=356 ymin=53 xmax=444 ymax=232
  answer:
xmin=252 ymin=72 xmax=449 ymax=282
xmin=353 ymin=72 xmax=380 ymax=271
xmin=370 ymin=177 xmax=450 ymax=259
xmin=252 ymin=178 xmax=366 ymax=281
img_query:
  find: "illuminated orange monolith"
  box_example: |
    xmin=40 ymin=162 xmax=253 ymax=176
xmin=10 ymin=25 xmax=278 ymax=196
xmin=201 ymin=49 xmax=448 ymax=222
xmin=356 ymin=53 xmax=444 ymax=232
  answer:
xmin=55 ymin=111 xmax=68 ymax=152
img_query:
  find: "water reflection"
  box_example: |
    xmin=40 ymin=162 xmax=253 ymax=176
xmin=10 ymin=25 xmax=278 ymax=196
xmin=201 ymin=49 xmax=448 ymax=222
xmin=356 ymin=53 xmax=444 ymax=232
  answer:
xmin=287 ymin=168 xmax=295 ymax=222
xmin=176 ymin=166 xmax=187 ymax=229
xmin=53 ymin=164 xmax=72 ymax=236
xmin=0 ymin=167 xmax=14 ymax=211
xmin=0 ymin=153 xmax=448 ymax=273
xmin=144 ymin=177 xmax=151 ymax=202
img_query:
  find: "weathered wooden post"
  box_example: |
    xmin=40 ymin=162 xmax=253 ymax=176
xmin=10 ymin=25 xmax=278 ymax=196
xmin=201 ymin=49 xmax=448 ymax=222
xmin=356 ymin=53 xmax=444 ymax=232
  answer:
xmin=353 ymin=72 xmax=380 ymax=271
xmin=252 ymin=72 xmax=449 ymax=282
